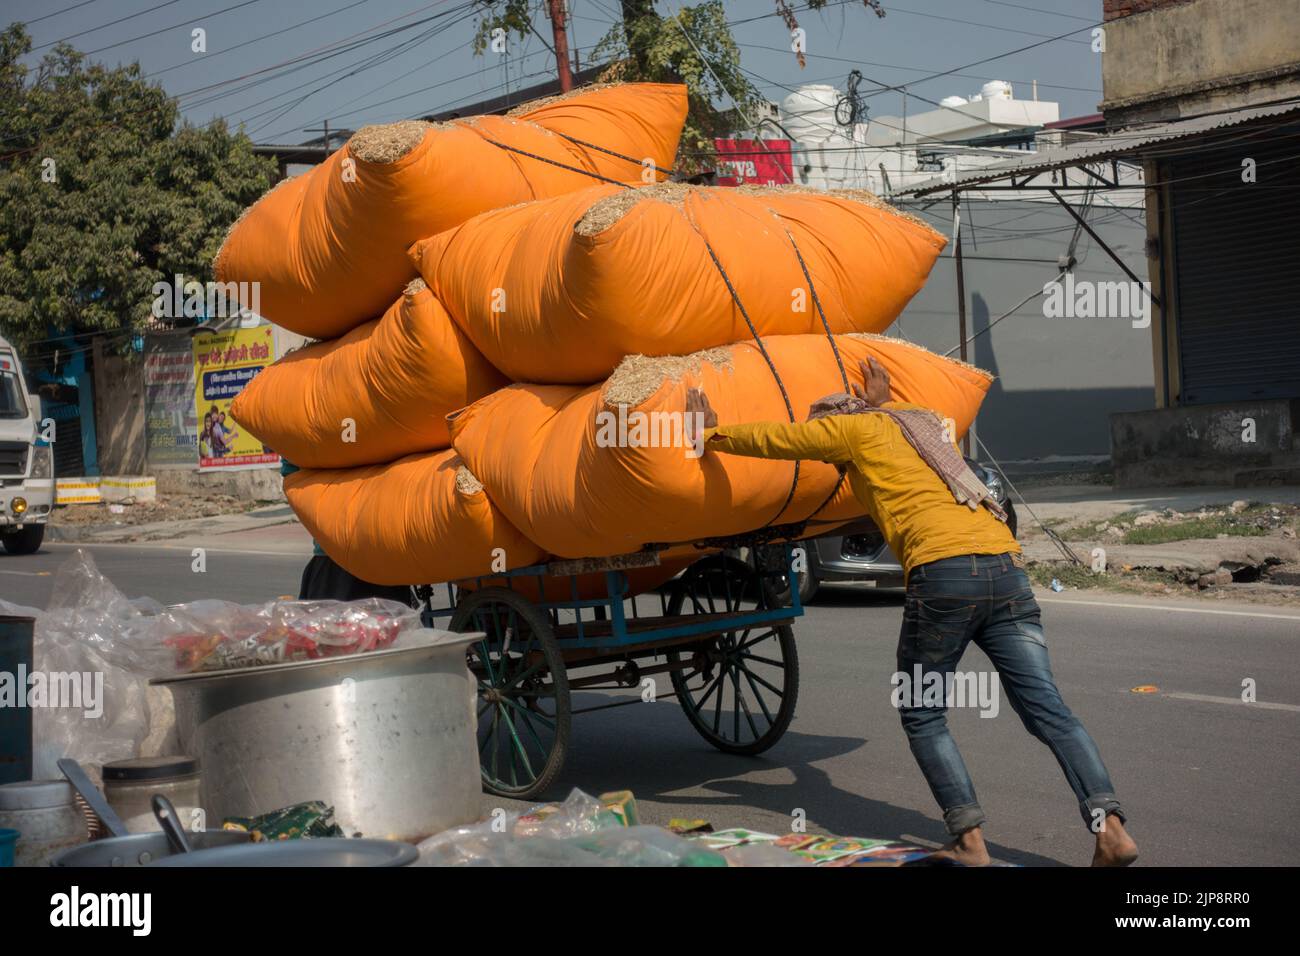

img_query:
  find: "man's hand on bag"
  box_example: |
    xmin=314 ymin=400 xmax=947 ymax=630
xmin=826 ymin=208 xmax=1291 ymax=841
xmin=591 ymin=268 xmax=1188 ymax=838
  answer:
xmin=854 ymin=357 xmax=891 ymax=406
xmin=685 ymin=387 xmax=717 ymax=453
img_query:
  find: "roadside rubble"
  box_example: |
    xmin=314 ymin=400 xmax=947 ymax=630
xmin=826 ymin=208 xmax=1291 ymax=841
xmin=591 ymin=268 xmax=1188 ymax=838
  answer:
xmin=1021 ymin=499 xmax=1300 ymax=604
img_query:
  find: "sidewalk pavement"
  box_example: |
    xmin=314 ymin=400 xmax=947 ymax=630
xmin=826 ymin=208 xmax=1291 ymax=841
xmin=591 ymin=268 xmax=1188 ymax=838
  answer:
xmin=47 ymin=503 xmax=315 ymax=555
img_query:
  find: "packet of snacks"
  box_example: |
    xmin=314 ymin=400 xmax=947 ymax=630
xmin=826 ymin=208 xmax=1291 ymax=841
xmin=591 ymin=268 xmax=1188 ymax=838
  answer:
xmin=159 ymin=598 xmax=418 ymax=672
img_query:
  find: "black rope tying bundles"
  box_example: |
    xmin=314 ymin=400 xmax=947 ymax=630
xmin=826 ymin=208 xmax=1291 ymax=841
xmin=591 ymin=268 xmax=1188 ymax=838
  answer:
xmin=694 ymin=227 xmax=802 ymax=533
xmin=464 ymin=116 xmax=673 ymax=187
xmin=786 ymin=232 xmax=851 ymax=393
xmin=548 ymin=128 xmax=675 ymax=178
xmin=472 ymin=132 xmax=634 ymax=187
xmin=784 ymin=229 xmax=852 ymax=523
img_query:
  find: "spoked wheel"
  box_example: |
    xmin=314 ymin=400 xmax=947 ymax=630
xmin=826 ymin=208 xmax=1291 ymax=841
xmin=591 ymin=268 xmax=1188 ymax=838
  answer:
xmin=450 ymin=587 xmax=570 ymax=800
xmin=666 ymin=555 xmax=799 ymax=755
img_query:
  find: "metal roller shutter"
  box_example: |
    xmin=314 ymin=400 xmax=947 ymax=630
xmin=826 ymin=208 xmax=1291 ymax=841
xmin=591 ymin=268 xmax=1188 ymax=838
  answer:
xmin=1169 ymin=122 xmax=1300 ymax=404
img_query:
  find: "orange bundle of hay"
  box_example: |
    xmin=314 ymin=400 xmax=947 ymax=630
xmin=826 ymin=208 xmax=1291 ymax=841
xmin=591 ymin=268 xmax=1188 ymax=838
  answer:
xmin=447 ymin=334 xmax=992 ymax=559
xmin=216 ymin=83 xmax=688 ymax=340
xmin=230 ymin=280 xmax=506 ymax=469
xmin=283 ymin=449 xmax=545 ymax=586
xmin=411 ymin=183 xmax=947 ymax=383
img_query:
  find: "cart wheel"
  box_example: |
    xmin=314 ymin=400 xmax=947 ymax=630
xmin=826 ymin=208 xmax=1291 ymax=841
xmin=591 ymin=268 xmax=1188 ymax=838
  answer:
xmin=666 ymin=555 xmax=800 ymax=755
xmin=450 ymin=588 xmax=570 ymax=800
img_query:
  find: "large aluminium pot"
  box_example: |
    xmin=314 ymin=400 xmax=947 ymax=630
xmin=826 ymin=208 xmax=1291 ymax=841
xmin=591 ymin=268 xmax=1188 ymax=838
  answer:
xmin=153 ymin=632 xmax=481 ymax=843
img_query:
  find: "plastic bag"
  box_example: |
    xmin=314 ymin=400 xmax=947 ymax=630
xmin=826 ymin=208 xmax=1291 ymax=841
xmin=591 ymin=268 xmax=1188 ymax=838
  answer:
xmin=11 ymin=550 xmax=425 ymax=779
xmin=24 ymin=550 xmax=174 ymax=779
xmin=416 ymin=789 xmax=631 ymax=867
xmin=571 ymin=826 xmax=727 ymax=867
xmin=156 ymin=597 xmax=418 ymax=672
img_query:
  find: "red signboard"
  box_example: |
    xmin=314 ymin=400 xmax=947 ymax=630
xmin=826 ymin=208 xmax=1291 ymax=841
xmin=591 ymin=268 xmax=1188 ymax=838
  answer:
xmin=713 ymin=138 xmax=794 ymax=187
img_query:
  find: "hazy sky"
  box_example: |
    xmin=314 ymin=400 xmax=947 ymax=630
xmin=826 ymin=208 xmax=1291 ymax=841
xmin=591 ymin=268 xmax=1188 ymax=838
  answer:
xmin=7 ymin=0 xmax=1105 ymax=143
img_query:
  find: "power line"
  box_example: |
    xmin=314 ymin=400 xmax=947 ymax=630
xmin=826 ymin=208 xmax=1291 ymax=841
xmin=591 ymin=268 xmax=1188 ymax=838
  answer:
xmin=141 ymin=0 xmax=370 ymax=80
xmin=241 ymin=11 xmax=479 ymax=137
xmin=19 ymin=0 xmax=103 ymax=27
xmin=272 ymin=47 xmax=554 ymax=139
xmin=1 ymin=2 xmax=470 ymax=149
xmin=883 ymin=1 xmax=1092 ymax=46
xmin=732 ymin=42 xmax=1101 ymax=96
xmin=31 ymin=0 xmax=186 ymax=51
xmin=82 ymin=0 xmax=266 ymax=57
xmin=859 ymin=22 xmax=1099 ymax=99
xmin=981 ymin=0 xmax=1097 ymax=24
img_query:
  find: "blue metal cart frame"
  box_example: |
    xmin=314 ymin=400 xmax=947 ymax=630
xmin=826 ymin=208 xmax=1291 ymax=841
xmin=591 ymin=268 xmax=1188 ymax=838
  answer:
xmin=418 ymin=542 xmax=805 ymax=799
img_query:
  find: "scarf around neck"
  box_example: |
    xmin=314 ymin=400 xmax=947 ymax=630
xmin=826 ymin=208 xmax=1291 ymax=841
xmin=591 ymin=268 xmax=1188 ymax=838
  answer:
xmin=807 ymin=393 xmax=1008 ymax=522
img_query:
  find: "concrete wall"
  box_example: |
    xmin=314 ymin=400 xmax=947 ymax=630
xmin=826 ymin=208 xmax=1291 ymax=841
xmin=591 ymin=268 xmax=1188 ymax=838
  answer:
xmin=1101 ymin=0 xmax=1300 ymax=123
xmin=91 ymin=340 xmax=147 ymax=475
xmin=153 ymin=466 xmax=285 ymax=501
xmin=1110 ymin=399 xmax=1300 ymax=486
xmin=892 ymin=199 xmax=1154 ymax=467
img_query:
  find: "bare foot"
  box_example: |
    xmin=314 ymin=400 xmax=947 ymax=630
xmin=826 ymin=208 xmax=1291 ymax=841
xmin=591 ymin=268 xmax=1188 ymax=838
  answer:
xmin=928 ymin=826 xmax=991 ymax=866
xmin=1091 ymin=814 xmax=1139 ymax=867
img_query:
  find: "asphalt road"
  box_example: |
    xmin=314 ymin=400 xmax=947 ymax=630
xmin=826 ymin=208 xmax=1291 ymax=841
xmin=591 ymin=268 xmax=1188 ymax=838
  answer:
xmin=4 ymin=542 xmax=1298 ymax=867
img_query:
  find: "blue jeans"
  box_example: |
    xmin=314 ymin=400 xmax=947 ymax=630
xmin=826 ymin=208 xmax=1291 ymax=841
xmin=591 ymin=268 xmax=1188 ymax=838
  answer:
xmin=896 ymin=552 xmax=1124 ymax=835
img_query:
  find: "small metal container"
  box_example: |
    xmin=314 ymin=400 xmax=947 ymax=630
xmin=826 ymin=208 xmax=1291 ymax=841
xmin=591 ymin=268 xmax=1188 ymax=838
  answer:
xmin=102 ymin=756 xmax=203 ymax=834
xmin=0 ymin=779 xmax=87 ymax=867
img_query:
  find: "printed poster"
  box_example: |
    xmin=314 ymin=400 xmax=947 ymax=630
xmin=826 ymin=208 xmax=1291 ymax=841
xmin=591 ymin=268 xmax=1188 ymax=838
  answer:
xmin=191 ymin=326 xmax=278 ymax=471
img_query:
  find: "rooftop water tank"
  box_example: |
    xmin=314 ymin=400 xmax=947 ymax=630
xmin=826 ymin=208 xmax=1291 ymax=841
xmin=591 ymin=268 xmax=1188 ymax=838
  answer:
xmin=981 ymin=80 xmax=1013 ymax=100
xmin=780 ymin=84 xmax=840 ymax=141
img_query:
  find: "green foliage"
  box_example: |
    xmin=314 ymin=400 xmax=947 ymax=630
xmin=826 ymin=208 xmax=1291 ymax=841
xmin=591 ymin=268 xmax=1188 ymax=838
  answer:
xmin=470 ymin=1 xmax=886 ymax=174
xmin=0 ymin=24 xmax=276 ymax=360
xmin=590 ymin=1 xmax=763 ymax=171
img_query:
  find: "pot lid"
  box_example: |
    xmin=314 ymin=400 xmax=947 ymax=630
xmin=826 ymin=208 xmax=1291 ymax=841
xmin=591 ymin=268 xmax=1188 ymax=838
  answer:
xmin=0 ymin=779 xmax=75 ymax=810
xmin=102 ymin=756 xmax=199 ymax=782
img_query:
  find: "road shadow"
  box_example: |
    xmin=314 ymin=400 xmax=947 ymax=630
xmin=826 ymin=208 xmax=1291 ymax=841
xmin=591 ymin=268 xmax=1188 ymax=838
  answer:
xmin=805 ymin=584 xmax=906 ymax=608
xmin=540 ymin=689 xmax=1067 ymax=867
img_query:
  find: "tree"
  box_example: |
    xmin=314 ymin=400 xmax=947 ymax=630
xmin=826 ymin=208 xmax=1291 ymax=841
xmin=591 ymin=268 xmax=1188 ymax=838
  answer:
xmin=471 ymin=1 xmax=885 ymax=174
xmin=0 ymin=24 xmax=276 ymax=360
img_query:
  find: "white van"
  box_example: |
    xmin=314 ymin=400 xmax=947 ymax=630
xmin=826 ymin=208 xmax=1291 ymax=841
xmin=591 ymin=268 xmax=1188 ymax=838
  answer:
xmin=0 ymin=335 xmax=55 ymax=554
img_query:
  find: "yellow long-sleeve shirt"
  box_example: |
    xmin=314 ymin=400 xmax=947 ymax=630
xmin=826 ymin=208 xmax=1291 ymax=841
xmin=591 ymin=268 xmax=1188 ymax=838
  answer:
xmin=703 ymin=402 xmax=1018 ymax=578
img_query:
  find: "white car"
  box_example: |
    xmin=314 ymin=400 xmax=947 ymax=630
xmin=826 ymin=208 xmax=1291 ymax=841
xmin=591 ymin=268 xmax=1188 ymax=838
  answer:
xmin=0 ymin=336 xmax=55 ymax=554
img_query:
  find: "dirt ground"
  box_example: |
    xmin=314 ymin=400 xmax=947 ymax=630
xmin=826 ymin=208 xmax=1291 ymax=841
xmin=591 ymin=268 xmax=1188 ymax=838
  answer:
xmin=1024 ymin=500 xmax=1300 ymax=607
xmin=51 ymin=492 xmax=262 ymax=528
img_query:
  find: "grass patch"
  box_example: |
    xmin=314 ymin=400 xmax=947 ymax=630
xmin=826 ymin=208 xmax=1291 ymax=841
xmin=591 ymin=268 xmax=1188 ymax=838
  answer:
xmin=1122 ymin=517 xmax=1268 ymax=545
xmin=1028 ymin=563 xmax=1107 ymax=590
xmin=1028 ymin=561 xmax=1187 ymax=596
xmin=1059 ymin=503 xmax=1288 ymax=545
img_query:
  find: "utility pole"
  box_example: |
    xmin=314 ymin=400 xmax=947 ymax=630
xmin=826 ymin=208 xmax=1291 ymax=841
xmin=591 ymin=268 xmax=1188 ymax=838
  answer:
xmin=547 ymin=0 xmax=573 ymax=92
xmin=952 ymin=191 xmax=971 ymax=458
xmin=304 ymin=122 xmax=332 ymax=152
